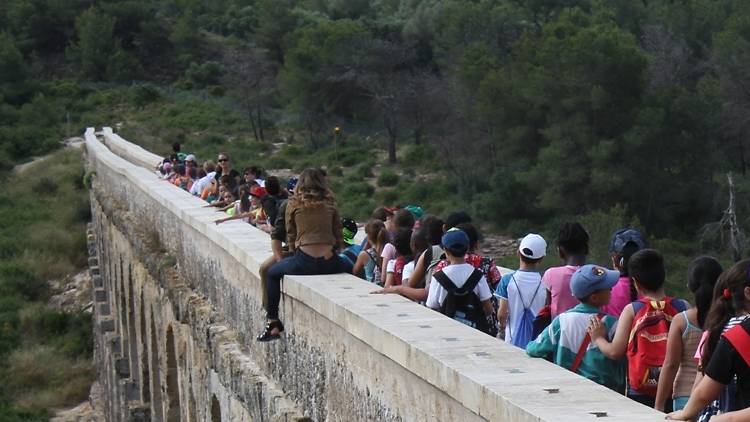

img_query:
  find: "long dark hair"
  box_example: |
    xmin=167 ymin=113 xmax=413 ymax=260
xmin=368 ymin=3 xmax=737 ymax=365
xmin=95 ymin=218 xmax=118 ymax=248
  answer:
xmin=702 ymin=259 xmax=750 ymax=368
xmin=687 ymin=256 xmax=723 ymax=329
xmin=238 ymin=185 xmax=251 ymax=213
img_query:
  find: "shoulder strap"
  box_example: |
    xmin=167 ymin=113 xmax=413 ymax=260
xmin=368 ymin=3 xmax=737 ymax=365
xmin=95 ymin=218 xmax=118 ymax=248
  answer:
xmin=433 ymin=271 xmax=458 ymax=293
xmin=723 ymin=324 xmax=750 ymax=367
xmin=631 ymin=299 xmax=646 ymax=315
xmin=512 ymin=274 xmax=541 ymax=311
xmin=462 ymin=269 xmax=484 ymax=292
xmin=434 ymin=269 xmax=483 ymax=294
xmin=571 ymin=313 xmax=604 ymax=373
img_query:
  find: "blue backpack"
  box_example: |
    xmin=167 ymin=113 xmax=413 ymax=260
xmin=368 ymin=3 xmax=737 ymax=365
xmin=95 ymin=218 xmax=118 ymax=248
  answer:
xmin=340 ymin=244 xmax=362 ymax=272
xmin=509 ymin=275 xmax=541 ymax=349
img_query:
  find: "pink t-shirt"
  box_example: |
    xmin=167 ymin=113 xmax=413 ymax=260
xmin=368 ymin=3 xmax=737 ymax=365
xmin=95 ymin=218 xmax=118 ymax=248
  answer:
xmin=601 ymin=276 xmax=635 ymax=317
xmin=542 ymin=265 xmax=580 ymax=318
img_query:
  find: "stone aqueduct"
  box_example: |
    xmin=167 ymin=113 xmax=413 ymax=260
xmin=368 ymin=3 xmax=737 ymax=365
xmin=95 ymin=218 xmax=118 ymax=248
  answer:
xmin=83 ymin=127 xmax=664 ymax=421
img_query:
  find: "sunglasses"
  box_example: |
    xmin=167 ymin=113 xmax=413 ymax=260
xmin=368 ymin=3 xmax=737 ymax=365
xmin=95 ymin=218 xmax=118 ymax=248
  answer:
xmin=218 ymin=158 xmax=229 ymax=162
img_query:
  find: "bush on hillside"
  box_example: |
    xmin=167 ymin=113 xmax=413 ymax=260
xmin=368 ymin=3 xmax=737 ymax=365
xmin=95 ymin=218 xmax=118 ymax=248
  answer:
xmin=377 ymin=169 xmax=399 ymax=187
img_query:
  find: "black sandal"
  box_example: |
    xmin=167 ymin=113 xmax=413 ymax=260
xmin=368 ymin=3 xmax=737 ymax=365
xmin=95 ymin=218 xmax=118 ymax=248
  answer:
xmin=256 ymin=320 xmax=285 ymax=342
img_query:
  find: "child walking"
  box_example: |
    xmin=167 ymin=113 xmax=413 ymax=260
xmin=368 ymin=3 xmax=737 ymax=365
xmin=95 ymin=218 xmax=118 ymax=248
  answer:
xmin=666 ymin=259 xmax=750 ymax=421
xmin=526 ymin=264 xmax=624 ymax=392
xmin=588 ymin=249 xmax=688 ymax=408
xmin=496 ymin=234 xmax=547 ymax=347
xmin=601 ymin=228 xmax=646 ymax=317
xmin=655 ymin=256 xmax=722 ymax=412
xmin=542 ymin=222 xmax=589 ymax=318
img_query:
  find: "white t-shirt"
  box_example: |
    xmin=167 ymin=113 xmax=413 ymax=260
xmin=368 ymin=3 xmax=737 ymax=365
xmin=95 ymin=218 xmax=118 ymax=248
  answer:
xmin=386 ymin=259 xmax=396 ymax=273
xmin=426 ymin=263 xmax=492 ymax=309
xmin=495 ymin=270 xmax=545 ymax=343
xmin=190 ymin=171 xmax=216 ymax=196
xmin=402 ymin=261 xmax=415 ymax=284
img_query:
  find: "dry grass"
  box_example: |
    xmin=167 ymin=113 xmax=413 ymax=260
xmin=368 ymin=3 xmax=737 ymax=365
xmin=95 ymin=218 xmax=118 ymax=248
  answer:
xmin=4 ymin=345 xmax=93 ymax=412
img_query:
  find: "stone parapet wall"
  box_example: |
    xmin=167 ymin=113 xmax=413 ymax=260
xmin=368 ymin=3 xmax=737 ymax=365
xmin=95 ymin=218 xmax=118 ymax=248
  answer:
xmin=84 ymin=127 xmax=665 ymax=421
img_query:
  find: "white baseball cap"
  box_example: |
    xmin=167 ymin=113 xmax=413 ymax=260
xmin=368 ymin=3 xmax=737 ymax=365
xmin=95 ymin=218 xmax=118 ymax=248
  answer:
xmin=519 ymin=233 xmax=547 ymax=259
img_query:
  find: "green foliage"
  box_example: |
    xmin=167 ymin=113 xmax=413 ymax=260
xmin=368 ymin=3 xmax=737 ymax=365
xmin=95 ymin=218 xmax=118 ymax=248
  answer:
xmin=130 ymin=84 xmax=161 ymax=108
xmin=377 ymin=169 xmax=399 ymax=187
xmin=182 ymin=61 xmax=223 ymax=89
xmin=69 ymin=7 xmax=115 ymax=80
xmin=0 ymin=148 xmax=92 ymax=418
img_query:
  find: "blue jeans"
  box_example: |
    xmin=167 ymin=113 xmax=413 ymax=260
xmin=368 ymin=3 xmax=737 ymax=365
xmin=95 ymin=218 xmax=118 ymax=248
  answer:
xmin=265 ymin=249 xmax=347 ymax=320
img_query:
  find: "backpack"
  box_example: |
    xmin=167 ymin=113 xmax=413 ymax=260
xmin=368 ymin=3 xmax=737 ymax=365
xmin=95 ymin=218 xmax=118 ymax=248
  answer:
xmin=697 ymin=323 xmax=750 ymax=422
xmin=627 ymin=297 xmax=687 ymax=396
xmin=508 ymin=275 xmax=542 ymax=348
xmin=392 ymin=255 xmax=411 ymax=286
xmin=723 ymin=322 xmax=750 ymax=367
xmin=418 ymin=245 xmax=444 ymax=289
xmin=433 ymin=269 xmax=490 ymax=334
xmin=339 ymin=244 xmax=362 ymax=270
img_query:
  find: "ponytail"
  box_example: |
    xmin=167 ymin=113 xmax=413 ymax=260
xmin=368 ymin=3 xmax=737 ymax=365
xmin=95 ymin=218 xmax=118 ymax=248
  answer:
xmin=701 ymin=259 xmax=750 ymax=368
xmin=687 ymin=256 xmax=723 ymax=329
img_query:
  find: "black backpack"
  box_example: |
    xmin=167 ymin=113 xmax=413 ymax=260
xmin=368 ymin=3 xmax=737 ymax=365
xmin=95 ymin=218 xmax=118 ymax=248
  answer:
xmin=433 ymin=269 xmax=491 ymax=334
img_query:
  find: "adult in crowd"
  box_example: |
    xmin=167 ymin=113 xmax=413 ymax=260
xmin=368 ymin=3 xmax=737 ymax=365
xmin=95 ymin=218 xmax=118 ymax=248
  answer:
xmin=257 ymin=168 xmax=348 ymax=342
xmin=216 ymin=152 xmax=240 ymax=184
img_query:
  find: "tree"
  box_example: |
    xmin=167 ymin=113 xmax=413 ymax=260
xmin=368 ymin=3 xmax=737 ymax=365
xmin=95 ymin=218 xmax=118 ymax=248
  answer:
xmin=222 ymin=44 xmax=277 ymax=143
xmin=281 ymin=18 xmax=373 ymax=148
xmin=68 ymin=7 xmax=115 ymax=80
xmin=0 ymin=33 xmax=30 ymax=105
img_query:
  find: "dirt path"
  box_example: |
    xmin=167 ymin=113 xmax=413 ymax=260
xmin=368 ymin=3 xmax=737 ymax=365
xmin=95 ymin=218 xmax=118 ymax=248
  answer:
xmin=12 ymin=137 xmax=85 ymax=174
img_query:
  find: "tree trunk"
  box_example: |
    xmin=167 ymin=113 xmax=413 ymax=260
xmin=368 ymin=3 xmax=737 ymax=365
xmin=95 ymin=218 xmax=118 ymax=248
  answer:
xmin=246 ymin=99 xmax=260 ymax=143
xmin=256 ymin=106 xmax=265 ymax=142
xmin=385 ymin=114 xmax=397 ymax=164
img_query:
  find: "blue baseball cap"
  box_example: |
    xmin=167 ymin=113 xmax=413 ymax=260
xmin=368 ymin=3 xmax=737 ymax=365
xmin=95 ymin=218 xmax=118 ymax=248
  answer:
xmin=441 ymin=228 xmax=469 ymax=251
xmin=571 ymin=265 xmax=620 ymax=298
xmin=609 ymin=228 xmax=646 ymax=254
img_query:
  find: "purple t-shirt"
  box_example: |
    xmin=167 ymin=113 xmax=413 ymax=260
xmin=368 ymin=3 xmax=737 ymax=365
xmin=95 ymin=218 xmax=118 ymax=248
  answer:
xmin=542 ymin=265 xmax=580 ymax=318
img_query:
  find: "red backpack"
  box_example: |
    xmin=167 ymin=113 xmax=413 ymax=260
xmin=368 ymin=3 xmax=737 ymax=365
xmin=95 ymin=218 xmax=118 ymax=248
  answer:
xmin=723 ymin=323 xmax=750 ymax=367
xmin=627 ymin=297 xmax=687 ymax=396
xmin=392 ymin=256 xmax=409 ymax=286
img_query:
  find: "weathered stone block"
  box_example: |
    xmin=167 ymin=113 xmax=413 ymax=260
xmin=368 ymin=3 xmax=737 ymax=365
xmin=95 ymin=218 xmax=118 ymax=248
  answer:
xmin=99 ymin=303 xmax=110 ymax=316
xmin=100 ymin=318 xmax=115 ymax=333
xmin=95 ymin=289 xmax=107 ymax=303
xmin=115 ymin=357 xmax=130 ymax=378
xmin=88 ymin=257 xmax=99 ymax=267
xmin=93 ymin=275 xmax=103 ymax=288
xmin=90 ymin=266 xmax=101 ymax=276
xmin=128 ymin=405 xmax=150 ymax=422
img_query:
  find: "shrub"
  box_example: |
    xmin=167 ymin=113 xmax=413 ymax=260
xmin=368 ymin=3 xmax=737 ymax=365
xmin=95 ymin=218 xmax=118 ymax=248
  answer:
xmin=130 ymin=84 xmax=161 ymax=108
xmin=329 ymin=166 xmax=343 ymax=176
xmin=377 ymin=169 xmax=399 ymax=187
xmin=356 ymin=163 xmax=373 ymax=178
xmin=4 ymin=345 xmax=93 ymax=412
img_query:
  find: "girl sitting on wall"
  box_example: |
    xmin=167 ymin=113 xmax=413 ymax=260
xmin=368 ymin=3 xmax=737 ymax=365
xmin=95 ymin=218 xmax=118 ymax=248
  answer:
xmin=257 ymin=168 xmax=348 ymax=342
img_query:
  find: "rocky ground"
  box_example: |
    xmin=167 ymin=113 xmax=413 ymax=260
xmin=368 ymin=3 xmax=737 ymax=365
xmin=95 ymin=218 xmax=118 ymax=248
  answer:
xmin=50 ymin=382 xmax=104 ymax=422
xmin=48 ymin=270 xmax=104 ymax=421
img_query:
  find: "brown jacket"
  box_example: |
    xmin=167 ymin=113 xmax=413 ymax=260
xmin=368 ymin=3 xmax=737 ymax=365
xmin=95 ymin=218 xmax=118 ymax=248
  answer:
xmin=285 ymin=199 xmax=343 ymax=250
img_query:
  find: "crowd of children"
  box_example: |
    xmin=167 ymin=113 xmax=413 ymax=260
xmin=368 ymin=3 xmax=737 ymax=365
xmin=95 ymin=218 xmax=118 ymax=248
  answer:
xmin=158 ymin=145 xmax=750 ymax=419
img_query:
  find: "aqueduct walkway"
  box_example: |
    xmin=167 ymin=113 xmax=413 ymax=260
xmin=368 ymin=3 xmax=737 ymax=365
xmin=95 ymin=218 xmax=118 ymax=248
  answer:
xmin=83 ymin=127 xmax=664 ymax=421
